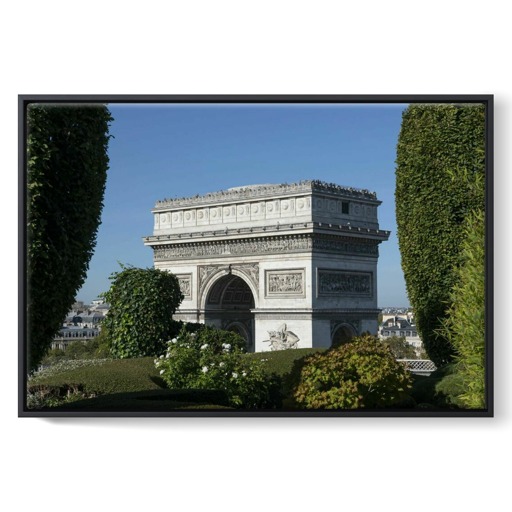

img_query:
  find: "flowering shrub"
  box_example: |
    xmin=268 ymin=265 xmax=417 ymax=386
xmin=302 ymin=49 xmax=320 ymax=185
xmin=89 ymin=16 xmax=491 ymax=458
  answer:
xmin=155 ymin=325 xmax=281 ymax=408
xmin=293 ymin=334 xmax=413 ymax=409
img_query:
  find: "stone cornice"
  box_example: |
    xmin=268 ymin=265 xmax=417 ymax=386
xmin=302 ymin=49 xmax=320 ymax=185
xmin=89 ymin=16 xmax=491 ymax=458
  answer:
xmin=153 ymin=180 xmax=378 ymax=210
xmin=144 ymin=221 xmax=390 ymax=245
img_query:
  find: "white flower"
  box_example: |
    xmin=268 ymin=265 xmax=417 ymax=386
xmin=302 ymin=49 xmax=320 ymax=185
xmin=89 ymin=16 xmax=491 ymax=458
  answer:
xmin=242 ymin=372 xmax=247 ymax=377
xmin=219 ymin=362 xmax=225 ymax=367
xmin=171 ymin=338 xmax=177 ymax=343
xmin=200 ymin=344 xmax=208 ymax=350
xmin=160 ymin=369 xmax=165 ymax=375
xmin=154 ymin=359 xmax=159 ymax=364
xmin=232 ymin=372 xmax=238 ymax=379
xmin=155 ymin=361 xmax=160 ymax=367
xmin=159 ymin=355 xmax=164 ymax=359
xmin=190 ymin=333 xmax=197 ymax=338
xmin=202 ymin=366 xmax=209 ymax=373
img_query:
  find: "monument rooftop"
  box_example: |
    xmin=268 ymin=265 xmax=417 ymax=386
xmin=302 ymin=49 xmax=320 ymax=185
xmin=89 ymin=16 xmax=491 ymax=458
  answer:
xmin=153 ymin=180 xmax=379 ymax=210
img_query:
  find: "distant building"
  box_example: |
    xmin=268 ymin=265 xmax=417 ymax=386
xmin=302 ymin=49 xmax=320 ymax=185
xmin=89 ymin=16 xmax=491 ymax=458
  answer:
xmin=379 ymin=314 xmax=423 ymax=353
xmin=52 ymin=298 xmax=109 ymax=350
xmin=51 ymin=326 xmax=101 ymax=350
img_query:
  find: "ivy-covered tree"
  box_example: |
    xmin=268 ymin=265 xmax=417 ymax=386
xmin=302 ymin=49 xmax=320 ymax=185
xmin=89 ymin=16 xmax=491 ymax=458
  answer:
xmin=27 ymin=104 xmax=112 ymax=372
xmin=395 ymin=104 xmax=486 ymax=366
xmin=102 ymin=266 xmax=184 ymax=358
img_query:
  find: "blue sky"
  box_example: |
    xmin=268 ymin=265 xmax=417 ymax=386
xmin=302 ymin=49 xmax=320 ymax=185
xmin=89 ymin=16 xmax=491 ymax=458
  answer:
xmin=76 ymin=103 xmax=410 ymax=307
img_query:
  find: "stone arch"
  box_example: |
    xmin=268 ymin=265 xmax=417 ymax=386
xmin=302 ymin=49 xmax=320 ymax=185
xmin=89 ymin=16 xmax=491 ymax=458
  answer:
xmin=202 ymin=271 xmax=256 ymax=352
xmin=331 ymin=323 xmax=357 ymax=347
xmin=199 ymin=267 xmax=259 ymax=310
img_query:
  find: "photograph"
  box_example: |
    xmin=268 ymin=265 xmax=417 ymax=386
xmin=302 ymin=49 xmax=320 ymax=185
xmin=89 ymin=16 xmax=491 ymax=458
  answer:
xmin=19 ymin=95 xmax=493 ymax=417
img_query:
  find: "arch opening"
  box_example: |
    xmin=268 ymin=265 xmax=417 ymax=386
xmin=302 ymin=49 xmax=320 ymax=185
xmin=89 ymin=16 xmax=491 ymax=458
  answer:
xmin=332 ymin=324 xmax=357 ymax=347
xmin=204 ymin=275 xmax=255 ymax=352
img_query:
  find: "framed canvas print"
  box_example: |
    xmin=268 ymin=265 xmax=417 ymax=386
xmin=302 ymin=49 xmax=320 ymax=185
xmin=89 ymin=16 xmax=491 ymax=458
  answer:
xmin=18 ymin=95 xmax=493 ymax=417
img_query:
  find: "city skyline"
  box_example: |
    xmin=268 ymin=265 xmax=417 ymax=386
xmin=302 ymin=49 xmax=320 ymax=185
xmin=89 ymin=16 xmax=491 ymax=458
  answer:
xmin=76 ymin=102 xmax=410 ymax=307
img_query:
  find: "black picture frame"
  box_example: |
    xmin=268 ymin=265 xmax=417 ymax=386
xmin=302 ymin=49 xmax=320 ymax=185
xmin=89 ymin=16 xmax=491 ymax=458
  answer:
xmin=18 ymin=94 xmax=494 ymax=417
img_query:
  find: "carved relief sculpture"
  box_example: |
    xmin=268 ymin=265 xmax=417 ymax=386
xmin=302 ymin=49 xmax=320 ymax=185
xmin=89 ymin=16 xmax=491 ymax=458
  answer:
xmin=266 ymin=269 xmax=305 ymax=296
xmin=318 ymin=270 xmax=372 ymax=296
xmin=176 ymin=274 xmax=192 ymax=300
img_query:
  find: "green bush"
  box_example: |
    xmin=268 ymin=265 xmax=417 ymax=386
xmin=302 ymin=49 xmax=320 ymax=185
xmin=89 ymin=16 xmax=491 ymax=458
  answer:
xmin=27 ymin=104 xmax=112 ymax=372
xmin=293 ymin=335 xmax=413 ymax=409
xmin=102 ymin=266 xmax=184 ymax=358
xmin=437 ymin=210 xmax=486 ymax=408
xmin=395 ymin=103 xmax=486 ymax=367
xmin=156 ymin=326 xmax=282 ymax=409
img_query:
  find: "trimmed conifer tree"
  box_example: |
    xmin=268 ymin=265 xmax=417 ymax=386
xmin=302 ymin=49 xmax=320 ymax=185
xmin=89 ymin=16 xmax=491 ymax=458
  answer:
xmin=27 ymin=104 xmax=112 ymax=372
xmin=395 ymin=104 xmax=485 ymax=366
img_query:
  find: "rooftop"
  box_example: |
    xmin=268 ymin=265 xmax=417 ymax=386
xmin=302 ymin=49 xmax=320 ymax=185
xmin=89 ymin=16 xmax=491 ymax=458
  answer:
xmin=154 ymin=180 xmax=378 ymax=210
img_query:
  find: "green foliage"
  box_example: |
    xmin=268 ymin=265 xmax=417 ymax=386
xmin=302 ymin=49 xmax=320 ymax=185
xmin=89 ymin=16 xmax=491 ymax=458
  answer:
xmin=102 ymin=266 xmax=184 ymax=358
xmin=41 ymin=333 xmax=111 ymax=364
xmin=409 ymin=364 xmax=461 ymax=408
xmin=27 ymin=104 xmax=112 ymax=372
xmin=245 ymin=348 xmax=325 ymax=399
xmin=437 ymin=210 xmax=486 ymax=408
xmin=293 ymin=334 xmax=413 ymax=409
xmin=395 ymin=103 xmax=486 ymax=366
xmin=156 ymin=326 xmax=282 ymax=408
xmin=381 ymin=335 xmax=418 ymax=359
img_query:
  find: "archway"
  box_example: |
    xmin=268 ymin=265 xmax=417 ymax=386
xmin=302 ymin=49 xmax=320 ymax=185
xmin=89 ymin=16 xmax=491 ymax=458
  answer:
xmin=204 ymin=274 xmax=255 ymax=352
xmin=332 ymin=323 xmax=357 ymax=347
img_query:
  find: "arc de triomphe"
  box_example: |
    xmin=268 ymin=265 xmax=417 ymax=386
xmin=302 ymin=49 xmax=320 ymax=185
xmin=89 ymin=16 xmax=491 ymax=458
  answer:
xmin=143 ymin=180 xmax=389 ymax=352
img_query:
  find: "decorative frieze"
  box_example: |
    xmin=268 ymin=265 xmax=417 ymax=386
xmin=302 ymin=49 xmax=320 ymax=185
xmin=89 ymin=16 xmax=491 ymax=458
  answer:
xmin=265 ymin=269 xmax=305 ymax=297
xmin=318 ymin=270 xmax=373 ymax=297
xmin=152 ymin=234 xmax=379 ymax=261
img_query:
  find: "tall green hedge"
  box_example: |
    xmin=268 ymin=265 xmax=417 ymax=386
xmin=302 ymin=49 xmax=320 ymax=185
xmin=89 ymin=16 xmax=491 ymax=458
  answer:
xmin=395 ymin=104 xmax=485 ymax=366
xmin=437 ymin=210 xmax=486 ymax=408
xmin=102 ymin=266 xmax=184 ymax=358
xmin=27 ymin=104 xmax=112 ymax=372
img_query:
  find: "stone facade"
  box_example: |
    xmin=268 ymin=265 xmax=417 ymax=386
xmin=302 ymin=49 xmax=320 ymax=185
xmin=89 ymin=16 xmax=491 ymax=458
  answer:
xmin=143 ymin=180 xmax=389 ymax=352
